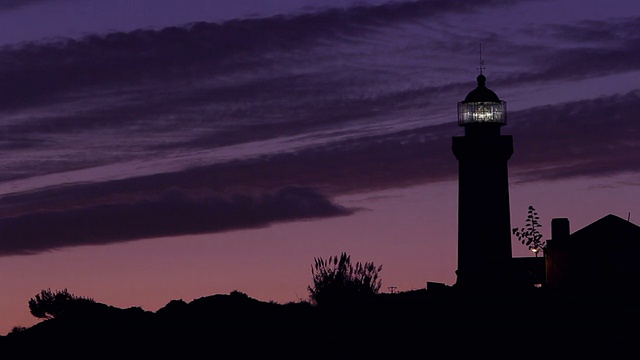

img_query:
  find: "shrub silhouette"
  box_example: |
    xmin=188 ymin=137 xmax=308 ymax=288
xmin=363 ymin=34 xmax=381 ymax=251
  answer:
xmin=308 ymin=252 xmax=382 ymax=307
xmin=28 ymin=288 xmax=95 ymax=320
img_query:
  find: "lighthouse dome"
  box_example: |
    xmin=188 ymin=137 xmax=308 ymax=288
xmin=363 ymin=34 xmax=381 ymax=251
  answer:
xmin=463 ymin=74 xmax=501 ymax=103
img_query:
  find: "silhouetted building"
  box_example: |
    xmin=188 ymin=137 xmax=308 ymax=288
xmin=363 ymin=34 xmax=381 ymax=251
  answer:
xmin=545 ymin=214 xmax=640 ymax=290
xmin=452 ymin=73 xmax=513 ymax=289
xmin=510 ymin=256 xmax=545 ymax=288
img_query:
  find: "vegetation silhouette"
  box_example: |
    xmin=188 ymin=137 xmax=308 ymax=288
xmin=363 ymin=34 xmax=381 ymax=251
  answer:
xmin=28 ymin=288 xmax=96 ymax=320
xmin=513 ymin=205 xmax=546 ymax=256
xmin=0 ymin=253 xmax=638 ymax=356
xmin=308 ymin=252 xmax=382 ymax=307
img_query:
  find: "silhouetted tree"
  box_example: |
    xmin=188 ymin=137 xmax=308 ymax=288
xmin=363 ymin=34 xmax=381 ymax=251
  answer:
xmin=512 ymin=206 xmax=545 ymax=256
xmin=308 ymin=252 xmax=382 ymax=307
xmin=28 ymin=288 xmax=95 ymax=320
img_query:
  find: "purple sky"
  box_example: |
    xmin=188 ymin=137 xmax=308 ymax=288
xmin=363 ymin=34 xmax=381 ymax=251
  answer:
xmin=0 ymin=0 xmax=639 ymax=334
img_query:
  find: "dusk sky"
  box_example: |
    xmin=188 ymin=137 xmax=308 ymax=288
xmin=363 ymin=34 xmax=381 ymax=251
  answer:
xmin=1 ymin=0 xmax=639 ymax=334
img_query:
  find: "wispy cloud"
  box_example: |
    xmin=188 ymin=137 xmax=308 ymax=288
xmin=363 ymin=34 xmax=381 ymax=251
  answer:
xmin=0 ymin=0 xmax=638 ymax=255
xmin=509 ymin=90 xmax=640 ymax=182
xmin=0 ymin=0 xmax=55 ymax=12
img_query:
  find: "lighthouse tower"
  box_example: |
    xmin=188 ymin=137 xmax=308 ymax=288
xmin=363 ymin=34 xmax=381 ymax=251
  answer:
xmin=452 ymin=72 xmax=513 ymax=289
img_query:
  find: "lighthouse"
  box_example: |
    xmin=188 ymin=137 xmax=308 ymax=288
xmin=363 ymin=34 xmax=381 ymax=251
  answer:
xmin=452 ymin=72 xmax=513 ymax=289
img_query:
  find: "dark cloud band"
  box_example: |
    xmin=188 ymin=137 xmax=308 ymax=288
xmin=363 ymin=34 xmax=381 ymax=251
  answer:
xmin=0 ymin=186 xmax=355 ymax=256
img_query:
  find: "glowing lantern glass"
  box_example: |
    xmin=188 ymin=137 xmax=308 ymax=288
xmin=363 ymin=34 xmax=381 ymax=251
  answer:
xmin=457 ymin=74 xmax=507 ymax=126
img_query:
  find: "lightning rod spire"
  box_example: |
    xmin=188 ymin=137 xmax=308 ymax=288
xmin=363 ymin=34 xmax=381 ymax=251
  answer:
xmin=478 ymin=43 xmax=485 ymax=75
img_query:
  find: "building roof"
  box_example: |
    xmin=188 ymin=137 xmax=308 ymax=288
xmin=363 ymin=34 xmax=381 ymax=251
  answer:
xmin=570 ymin=214 xmax=640 ymax=245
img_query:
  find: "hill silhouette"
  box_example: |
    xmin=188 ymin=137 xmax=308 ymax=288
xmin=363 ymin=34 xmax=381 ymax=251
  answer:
xmin=1 ymin=286 xmax=638 ymax=356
